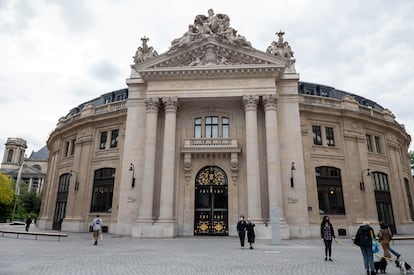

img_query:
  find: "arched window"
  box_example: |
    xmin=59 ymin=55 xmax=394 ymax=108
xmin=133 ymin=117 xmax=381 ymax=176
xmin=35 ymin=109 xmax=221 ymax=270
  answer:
xmin=404 ymin=178 xmax=414 ymax=221
xmin=6 ymin=149 xmax=13 ymax=162
xmin=316 ymin=166 xmax=345 ymax=215
xmin=90 ymin=168 xmax=115 ymax=213
xmin=33 ymin=165 xmax=42 ymax=171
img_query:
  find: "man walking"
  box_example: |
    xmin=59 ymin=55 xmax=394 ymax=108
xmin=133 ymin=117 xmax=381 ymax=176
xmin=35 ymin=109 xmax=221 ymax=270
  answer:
xmin=91 ymin=215 xmax=103 ymax=246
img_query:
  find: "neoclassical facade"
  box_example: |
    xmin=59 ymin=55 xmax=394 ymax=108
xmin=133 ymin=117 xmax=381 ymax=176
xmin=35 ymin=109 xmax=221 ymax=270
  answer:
xmin=38 ymin=10 xmax=414 ymax=238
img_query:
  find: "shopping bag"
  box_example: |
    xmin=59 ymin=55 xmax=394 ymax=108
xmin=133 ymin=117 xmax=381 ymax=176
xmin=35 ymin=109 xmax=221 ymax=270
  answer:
xmin=370 ymin=230 xmax=379 ymax=253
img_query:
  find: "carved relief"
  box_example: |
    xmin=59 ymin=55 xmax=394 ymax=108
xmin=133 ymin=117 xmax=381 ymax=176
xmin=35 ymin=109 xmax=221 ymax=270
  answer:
xmin=266 ymin=31 xmax=294 ymax=59
xmin=262 ymin=94 xmax=278 ymax=111
xmin=242 ymin=95 xmax=259 ymax=111
xmin=162 ymin=97 xmax=179 ymax=113
xmin=169 ymin=9 xmax=253 ymax=53
xmin=144 ymin=98 xmax=160 ymax=113
xmin=133 ymin=36 xmax=158 ymax=65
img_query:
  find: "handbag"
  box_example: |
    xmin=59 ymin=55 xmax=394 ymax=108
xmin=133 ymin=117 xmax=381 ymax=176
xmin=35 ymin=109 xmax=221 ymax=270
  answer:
xmin=370 ymin=230 xmax=379 ymax=253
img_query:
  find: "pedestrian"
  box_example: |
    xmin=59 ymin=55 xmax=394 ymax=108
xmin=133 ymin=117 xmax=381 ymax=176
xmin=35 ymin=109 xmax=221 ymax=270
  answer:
xmin=320 ymin=215 xmax=336 ymax=261
xmin=246 ymin=218 xmax=255 ymax=249
xmin=236 ymin=215 xmax=247 ymax=248
xmin=354 ymin=221 xmax=377 ymax=275
xmin=91 ymin=215 xmax=103 ymax=246
xmin=380 ymin=222 xmax=400 ymax=260
xmin=25 ymin=216 xmax=32 ymax=232
xmin=377 ymin=223 xmax=392 ymax=260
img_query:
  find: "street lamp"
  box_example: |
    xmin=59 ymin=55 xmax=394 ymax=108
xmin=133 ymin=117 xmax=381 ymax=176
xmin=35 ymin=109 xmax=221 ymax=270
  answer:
xmin=11 ymin=161 xmax=25 ymax=221
xmin=129 ymin=163 xmax=135 ymax=188
xmin=360 ymin=168 xmax=371 ymax=191
xmin=70 ymin=170 xmax=80 ymax=191
xmin=290 ymin=162 xmax=296 ymax=188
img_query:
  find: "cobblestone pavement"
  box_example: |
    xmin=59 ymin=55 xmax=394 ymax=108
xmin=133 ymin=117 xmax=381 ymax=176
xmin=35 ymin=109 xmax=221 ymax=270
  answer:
xmin=1 ymin=225 xmax=413 ymax=275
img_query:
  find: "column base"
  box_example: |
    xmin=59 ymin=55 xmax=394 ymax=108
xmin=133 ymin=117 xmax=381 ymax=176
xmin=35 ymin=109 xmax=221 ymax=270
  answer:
xmin=132 ymin=219 xmax=177 ymax=238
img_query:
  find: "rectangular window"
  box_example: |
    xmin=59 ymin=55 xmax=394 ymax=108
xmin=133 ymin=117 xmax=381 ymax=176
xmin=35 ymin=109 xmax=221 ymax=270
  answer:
xmin=312 ymin=125 xmax=322 ymax=145
xmin=366 ymin=134 xmax=373 ymax=152
xmin=404 ymin=178 xmax=414 ymax=221
xmin=70 ymin=139 xmax=76 ymax=155
xmin=222 ymin=117 xmax=229 ymax=138
xmin=325 ymin=127 xmax=335 ymax=146
xmin=375 ymin=136 xmax=381 ymax=153
xmin=115 ymin=94 xmax=125 ymax=101
xmin=205 ymin=116 xmax=218 ymax=138
xmin=99 ymin=132 xmax=107 ymax=150
xmin=64 ymin=141 xmax=70 ymax=157
xmin=194 ymin=117 xmax=202 ymax=138
xmin=110 ymin=129 xmax=119 ymax=148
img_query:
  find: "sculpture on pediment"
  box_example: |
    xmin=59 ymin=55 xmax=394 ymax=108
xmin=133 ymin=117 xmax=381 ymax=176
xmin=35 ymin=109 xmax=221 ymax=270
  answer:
xmin=133 ymin=36 xmax=158 ymax=64
xmin=169 ymin=9 xmax=253 ymax=53
xmin=266 ymin=31 xmax=294 ymax=59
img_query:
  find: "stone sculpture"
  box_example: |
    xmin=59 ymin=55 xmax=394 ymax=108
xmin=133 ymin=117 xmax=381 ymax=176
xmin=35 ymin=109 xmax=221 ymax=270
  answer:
xmin=266 ymin=31 xmax=294 ymax=59
xmin=133 ymin=36 xmax=158 ymax=64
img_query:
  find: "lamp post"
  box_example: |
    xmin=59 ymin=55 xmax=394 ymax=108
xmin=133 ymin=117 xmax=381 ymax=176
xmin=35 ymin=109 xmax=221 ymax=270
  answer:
xmin=11 ymin=161 xmax=25 ymax=221
xmin=129 ymin=163 xmax=135 ymax=188
xmin=290 ymin=162 xmax=296 ymax=188
xmin=70 ymin=170 xmax=79 ymax=191
xmin=360 ymin=168 xmax=371 ymax=191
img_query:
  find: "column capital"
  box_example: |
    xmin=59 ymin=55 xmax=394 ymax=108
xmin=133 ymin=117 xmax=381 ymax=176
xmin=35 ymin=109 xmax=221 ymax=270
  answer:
xmin=242 ymin=95 xmax=259 ymax=111
xmin=162 ymin=97 xmax=179 ymax=113
xmin=262 ymin=94 xmax=278 ymax=111
xmin=145 ymin=98 xmax=160 ymax=113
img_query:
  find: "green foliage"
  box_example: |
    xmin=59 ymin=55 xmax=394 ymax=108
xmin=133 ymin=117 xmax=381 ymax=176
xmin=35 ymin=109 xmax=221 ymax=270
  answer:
xmin=0 ymin=173 xmax=14 ymax=205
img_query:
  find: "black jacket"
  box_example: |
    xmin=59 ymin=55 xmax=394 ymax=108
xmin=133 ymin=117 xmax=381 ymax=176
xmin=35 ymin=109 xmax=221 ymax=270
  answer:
xmin=354 ymin=224 xmax=374 ymax=247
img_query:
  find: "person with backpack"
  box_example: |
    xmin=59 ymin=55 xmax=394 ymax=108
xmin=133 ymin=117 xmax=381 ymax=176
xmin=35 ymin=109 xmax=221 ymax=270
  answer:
xmin=91 ymin=215 xmax=103 ymax=246
xmin=354 ymin=221 xmax=377 ymax=275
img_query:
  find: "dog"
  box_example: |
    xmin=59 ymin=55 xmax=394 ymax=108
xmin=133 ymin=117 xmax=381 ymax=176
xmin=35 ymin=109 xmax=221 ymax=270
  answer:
xmin=395 ymin=260 xmax=413 ymax=274
xmin=374 ymin=257 xmax=387 ymax=274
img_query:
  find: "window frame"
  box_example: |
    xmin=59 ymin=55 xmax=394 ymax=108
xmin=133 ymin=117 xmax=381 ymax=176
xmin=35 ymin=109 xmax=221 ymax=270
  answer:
xmin=312 ymin=125 xmax=322 ymax=145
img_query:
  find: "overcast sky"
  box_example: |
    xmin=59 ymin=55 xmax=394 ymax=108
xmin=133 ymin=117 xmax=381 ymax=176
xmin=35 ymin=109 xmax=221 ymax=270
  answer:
xmin=1 ymin=0 xmax=413 ymax=159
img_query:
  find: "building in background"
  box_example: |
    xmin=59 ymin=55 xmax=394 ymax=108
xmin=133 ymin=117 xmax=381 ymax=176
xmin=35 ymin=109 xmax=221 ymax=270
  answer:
xmin=0 ymin=137 xmax=48 ymax=195
xmin=38 ymin=10 xmax=413 ymax=238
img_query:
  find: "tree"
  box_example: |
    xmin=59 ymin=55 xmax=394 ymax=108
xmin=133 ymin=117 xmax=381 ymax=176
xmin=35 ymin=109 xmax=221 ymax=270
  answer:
xmin=0 ymin=173 xmax=14 ymax=220
xmin=410 ymin=150 xmax=414 ymax=172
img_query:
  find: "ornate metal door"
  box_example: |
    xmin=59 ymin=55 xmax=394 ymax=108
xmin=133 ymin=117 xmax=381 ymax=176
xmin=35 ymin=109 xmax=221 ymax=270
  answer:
xmin=194 ymin=166 xmax=228 ymax=236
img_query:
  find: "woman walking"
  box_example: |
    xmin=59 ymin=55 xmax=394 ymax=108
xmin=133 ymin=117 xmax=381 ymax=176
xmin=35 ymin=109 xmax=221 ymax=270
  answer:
xmin=354 ymin=221 xmax=377 ymax=275
xmin=320 ymin=215 xmax=335 ymax=261
xmin=246 ymin=218 xmax=255 ymax=249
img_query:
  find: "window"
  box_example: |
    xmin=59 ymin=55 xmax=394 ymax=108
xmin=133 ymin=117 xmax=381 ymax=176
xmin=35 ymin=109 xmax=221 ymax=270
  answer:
xmin=366 ymin=134 xmax=373 ymax=152
xmin=194 ymin=117 xmax=202 ymax=138
xmin=70 ymin=139 xmax=76 ymax=155
xmin=372 ymin=172 xmax=389 ymax=192
xmin=404 ymin=178 xmax=414 ymax=221
xmin=18 ymin=150 xmax=23 ymax=164
xmin=6 ymin=149 xmax=13 ymax=162
xmin=99 ymin=132 xmax=107 ymax=150
xmin=325 ymin=127 xmax=335 ymax=146
xmin=312 ymin=125 xmax=322 ymax=145
xmin=374 ymin=136 xmax=381 ymax=153
xmin=222 ymin=117 xmax=229 ymax=138
xmin=110 ymin=130 xmax=119 ymax=148
xmin=115 ymin=94 xmax=125 ymax=101
xmin=64 ymin=141 xmax=70 ymax=157
xmin=316 ymin=166 xmax=345 ymax=215
xmin=90 ymin=168 xmax=115 ymax=213
xmin=205 ymin=116 xmax=218 ymax=138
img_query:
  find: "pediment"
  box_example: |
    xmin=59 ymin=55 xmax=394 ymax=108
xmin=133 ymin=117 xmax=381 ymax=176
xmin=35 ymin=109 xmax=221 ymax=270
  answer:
xmin=134 ymin=38 xmax=292 ymax=80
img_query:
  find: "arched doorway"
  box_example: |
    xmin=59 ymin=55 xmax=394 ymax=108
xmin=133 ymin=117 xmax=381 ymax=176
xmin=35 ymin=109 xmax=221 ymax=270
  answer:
xmin=194 ymin=166 xmax=228 ymax=236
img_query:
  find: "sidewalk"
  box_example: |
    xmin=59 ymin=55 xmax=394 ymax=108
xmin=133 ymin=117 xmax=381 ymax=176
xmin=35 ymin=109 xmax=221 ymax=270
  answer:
xmin=1 ymin=224 xmax=413 ymax=275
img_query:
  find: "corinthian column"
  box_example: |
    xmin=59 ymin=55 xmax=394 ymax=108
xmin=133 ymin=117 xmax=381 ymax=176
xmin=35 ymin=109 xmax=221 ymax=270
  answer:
xmin=263 ymin=95 xmax=284 ymax=219
xmin=137 ymin=98 xmax=159 ymax=222
xmin=158 ymin=97 xmax=179 ymax=222
xmin=243 ymin=95 xmax=262 ymax=221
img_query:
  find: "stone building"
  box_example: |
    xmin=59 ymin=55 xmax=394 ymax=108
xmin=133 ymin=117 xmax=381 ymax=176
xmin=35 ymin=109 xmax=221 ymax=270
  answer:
xmin=38 ymin=10 xmax=413 ymax=238
xmin=0 ymin=137 xmax=48 ymax=194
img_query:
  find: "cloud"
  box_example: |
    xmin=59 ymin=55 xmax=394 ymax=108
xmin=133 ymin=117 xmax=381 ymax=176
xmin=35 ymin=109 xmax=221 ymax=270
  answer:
xmin=89 ymin=59 xmax=121 ymax=82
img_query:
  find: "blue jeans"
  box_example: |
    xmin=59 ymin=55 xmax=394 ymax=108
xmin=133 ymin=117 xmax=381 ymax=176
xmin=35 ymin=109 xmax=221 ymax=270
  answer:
xmin=360 ymin=246 xmax=375 ymax=271
xmin=388 ymin=245 xmax=400 ymax=258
